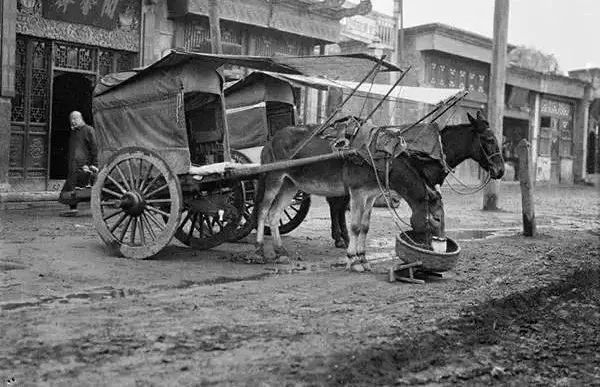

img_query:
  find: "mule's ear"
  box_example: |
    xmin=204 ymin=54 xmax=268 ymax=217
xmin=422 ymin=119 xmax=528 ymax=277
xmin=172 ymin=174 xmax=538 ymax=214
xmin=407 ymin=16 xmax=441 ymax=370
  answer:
xmin=467 ymin=112 xmax=475 ymax=124
xmin=476 ymin=110 xmax=483 ymax=120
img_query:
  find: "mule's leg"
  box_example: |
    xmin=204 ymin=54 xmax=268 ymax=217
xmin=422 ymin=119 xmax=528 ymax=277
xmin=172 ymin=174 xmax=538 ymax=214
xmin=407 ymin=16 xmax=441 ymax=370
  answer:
xmin=267 ymin=179 xmax=297 ymax=262
xmin=340 ymin=195 xmax=350 ymax=247
xmin=346 ymin=189 xmax=367 ymax=272
xmin=356 ymin=192 xmax=378 ymax=272
xmin=327 ymin=196 xmax=347 ymax=248
xmin=255 ymin=173 xmax=285 ymax=260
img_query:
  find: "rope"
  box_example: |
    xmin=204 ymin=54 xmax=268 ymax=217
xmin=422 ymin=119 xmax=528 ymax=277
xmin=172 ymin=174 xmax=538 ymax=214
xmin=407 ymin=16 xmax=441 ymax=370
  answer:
xmin=364 ymin=143 xmax=425 ymax=247
xmin=445 ymin=170 xmax=491 ymax=195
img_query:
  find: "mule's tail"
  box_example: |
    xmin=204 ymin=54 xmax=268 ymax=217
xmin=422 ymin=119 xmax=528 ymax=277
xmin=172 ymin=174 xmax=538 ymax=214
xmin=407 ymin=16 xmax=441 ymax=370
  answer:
xmin=250 ymin=144 xmax=275 ymax=227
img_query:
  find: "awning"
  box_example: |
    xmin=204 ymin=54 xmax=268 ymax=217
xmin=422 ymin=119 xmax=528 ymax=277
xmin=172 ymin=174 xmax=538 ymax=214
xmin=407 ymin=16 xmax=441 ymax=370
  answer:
xmin=227 ymin=70 xmax=465 ymax=106
xmin=97 ymin=50 xmax=403 ymax=97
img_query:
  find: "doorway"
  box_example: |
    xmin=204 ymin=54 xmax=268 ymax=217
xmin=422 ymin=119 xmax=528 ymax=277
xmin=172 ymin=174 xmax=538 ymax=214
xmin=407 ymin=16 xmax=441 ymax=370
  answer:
xmin=49 ymin=73 xmax=94 ymax=179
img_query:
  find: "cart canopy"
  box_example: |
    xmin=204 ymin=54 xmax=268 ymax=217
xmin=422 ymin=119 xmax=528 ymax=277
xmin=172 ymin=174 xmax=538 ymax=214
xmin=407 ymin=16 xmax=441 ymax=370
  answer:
xmin=92 ymin=50 xmax=403 ymax=174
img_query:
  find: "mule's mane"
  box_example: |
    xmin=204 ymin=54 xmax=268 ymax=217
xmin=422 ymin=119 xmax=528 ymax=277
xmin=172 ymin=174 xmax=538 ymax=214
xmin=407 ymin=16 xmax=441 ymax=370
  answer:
xmin=441 ymin=122 xmax=473 ymax=132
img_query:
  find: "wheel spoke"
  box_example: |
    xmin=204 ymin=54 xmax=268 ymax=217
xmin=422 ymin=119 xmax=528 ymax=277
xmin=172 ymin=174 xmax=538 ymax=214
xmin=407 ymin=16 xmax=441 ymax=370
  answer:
xmin=145 ymin=199 xmax=173 ymax=204
xmin=119 ymin=216 xmax=133 ymax=242
xmin=138 ymin=164 xmax=154 ymax=191
xmin=138 ymin=217 xmax=146 ymax=245
xmin=288 ymin=205 xmax=300 ymax=213
xmin=141 ymin=213 xmax=157 ymax=241
xmin=114 ymin=164 xmax=132 ymax=191
xmin=283 ymin=209 xmax=293 ymax=221
xmin=187 ymin=214 xmax=197 ymax=242
xmin=146 ymin=183 xmax=169 ymax=199
xmin=106 ymin=175 xmax=127 ymax=195
xmin=130 ymin=216 xmax=137 ymax=244
xmin=100 ymin=200 xmax=121 ymax=207
xmin=204 ymin=217 xmax=215 ymax=235
xmin=109 ymin=212 xmax=128 ymax=233
xmin=102 ymin=187 xmax=123 ymax=199
xmin=145 ymin=210 xmax=166 ymax=232
xmin=146 ymin=204 xmax=170 ymax=218
xmin=103 ymin=209 xmax=123 ymax=221
xmin=126 ymin=159 xmax=137 ymax=190
xmin=179 ymin=211 xmax=192 ymax=231
xmin=141 ymin=173 xmax=162 ymax=196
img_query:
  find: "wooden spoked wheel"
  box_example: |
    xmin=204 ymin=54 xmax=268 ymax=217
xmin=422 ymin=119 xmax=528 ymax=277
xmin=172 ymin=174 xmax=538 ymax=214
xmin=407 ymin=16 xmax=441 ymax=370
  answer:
xmin=174 ymin=181 xmax=244 ymax=250
xmin=227 ymin=150 xmax=258 ymax=241
xmin=91 ymin=147 xmax=182 ymax=259
xmin=265 ymin=190 xmax=311 ymax=235
xmin=228 ymin=150 xmax=311 ymax=240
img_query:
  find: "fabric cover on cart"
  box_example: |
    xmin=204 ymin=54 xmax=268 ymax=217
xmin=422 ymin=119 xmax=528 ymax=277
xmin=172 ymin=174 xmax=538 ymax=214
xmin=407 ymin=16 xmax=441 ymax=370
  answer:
xmin=93 ymin=62 xmax=223 ymax=174
xmin=226 ymin=73 xmax=296 ymax=149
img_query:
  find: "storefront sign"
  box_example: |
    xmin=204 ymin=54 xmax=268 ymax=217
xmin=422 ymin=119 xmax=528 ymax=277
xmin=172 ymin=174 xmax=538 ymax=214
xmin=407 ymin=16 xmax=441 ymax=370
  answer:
xmin=42 ymin=0 xmax=131 ymax=30
xmin=541 ymin=99 xmax=572 ymax=117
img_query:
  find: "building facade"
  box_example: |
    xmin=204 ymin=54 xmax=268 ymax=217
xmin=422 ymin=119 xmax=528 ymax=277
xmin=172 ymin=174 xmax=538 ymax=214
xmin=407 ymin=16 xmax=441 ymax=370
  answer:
xmin=0 ymin=0 xmax=369 ymax=193
xmin=338 ymin=18 xmax=596 ymax=185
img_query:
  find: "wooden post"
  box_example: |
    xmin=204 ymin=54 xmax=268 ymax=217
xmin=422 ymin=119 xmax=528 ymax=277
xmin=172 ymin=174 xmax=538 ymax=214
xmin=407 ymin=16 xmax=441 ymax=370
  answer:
xmin=208 ymin=0 xmax=222 ymax=54
xmin=517 ymin=139 xmax=536 ymax=236
xmin=315 ymin=44 xmax=326 ymax=123
xmin=483 ymin=0 xmax=510 ymax=211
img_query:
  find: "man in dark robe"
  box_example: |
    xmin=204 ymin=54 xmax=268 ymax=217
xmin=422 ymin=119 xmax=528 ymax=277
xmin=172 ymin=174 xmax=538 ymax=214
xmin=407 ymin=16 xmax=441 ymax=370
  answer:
xmin=58 ymin=111 xmax=98 ymax=216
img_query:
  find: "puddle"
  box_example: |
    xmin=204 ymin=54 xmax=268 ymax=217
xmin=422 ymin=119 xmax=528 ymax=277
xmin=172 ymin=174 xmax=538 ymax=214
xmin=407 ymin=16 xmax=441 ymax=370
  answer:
xmin=447 ymin=229 xmax=517 ymax=241
xmin=0 ymin=261 xmax=27 ymax=271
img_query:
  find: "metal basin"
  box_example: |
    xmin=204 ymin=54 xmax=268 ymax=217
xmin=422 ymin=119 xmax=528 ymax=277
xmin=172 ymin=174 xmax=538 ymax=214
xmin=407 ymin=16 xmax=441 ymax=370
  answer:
xmin=395 ymin=231 xmax=461 ymax=272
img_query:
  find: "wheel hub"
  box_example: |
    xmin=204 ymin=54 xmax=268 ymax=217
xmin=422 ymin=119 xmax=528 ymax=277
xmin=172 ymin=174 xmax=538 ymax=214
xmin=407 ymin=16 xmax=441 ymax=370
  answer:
xmin=119 ymin=191 xmax=146 ymax=216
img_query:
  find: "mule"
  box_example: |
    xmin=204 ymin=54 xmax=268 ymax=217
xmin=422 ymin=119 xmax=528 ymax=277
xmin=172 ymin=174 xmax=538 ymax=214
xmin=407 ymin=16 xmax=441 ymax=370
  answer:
xmin=328 ymin=111 xmax=505 ymax=248
xmin=253 ymin=125 xmax=446 ymax=272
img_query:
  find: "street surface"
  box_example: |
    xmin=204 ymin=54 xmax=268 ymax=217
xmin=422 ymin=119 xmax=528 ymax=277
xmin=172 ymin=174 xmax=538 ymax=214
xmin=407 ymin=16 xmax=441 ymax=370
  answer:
xmin=1 ymin=183 xmax=599 ymax=385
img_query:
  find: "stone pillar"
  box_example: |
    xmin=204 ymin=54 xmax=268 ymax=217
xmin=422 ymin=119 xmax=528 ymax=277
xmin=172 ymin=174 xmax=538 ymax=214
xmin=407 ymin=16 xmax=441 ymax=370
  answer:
xmin=0 ymin=0 xmax=16 ymax=192
xmin=573 ymin=87 xmax=592 ymax=182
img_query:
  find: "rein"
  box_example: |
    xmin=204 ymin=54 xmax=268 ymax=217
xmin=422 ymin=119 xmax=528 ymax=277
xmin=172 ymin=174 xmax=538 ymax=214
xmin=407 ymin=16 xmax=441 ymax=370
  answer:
xmin=364 ymin=144 xmax=432 ymax=247
xmin=445 ymin=141 xmax=497 ymax=195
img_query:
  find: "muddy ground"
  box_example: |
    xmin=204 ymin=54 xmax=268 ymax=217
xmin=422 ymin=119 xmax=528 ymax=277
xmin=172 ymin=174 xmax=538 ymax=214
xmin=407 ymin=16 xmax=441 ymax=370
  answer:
xmin=1 ymin=183 xmax=599 ymax=386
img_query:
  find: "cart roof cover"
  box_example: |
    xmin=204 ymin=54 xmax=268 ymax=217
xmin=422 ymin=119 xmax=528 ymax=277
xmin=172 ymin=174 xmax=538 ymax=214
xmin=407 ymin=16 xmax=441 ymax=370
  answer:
xmin=92 ymin=50 xmax=401 ymax=174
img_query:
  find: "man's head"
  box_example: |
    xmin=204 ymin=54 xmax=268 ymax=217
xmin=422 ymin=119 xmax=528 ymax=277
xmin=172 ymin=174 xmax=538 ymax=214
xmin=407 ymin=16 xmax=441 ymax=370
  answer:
xmin=69 ymin=111 xmax=85 ymax=129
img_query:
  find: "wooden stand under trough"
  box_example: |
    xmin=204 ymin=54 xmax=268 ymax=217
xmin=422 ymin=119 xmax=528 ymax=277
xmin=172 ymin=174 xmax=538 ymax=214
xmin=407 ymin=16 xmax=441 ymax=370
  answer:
xmin=388 ymin=261 xmax=444 ymax=284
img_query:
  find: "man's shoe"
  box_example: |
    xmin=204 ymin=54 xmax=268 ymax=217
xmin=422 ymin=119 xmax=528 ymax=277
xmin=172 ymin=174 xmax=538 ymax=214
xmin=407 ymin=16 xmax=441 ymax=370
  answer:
xmin=59 ymin=209 xmax=79 ymax=217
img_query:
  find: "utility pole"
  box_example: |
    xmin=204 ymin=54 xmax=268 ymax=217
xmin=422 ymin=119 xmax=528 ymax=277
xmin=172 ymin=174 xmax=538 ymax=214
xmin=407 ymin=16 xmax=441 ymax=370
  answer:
xmin=389 ymin=0 xmax=403 ymax=125
xmin=208 ymin=0 xmax=222 ymax=54
xmin=483 ymin=0 xmax=509 ymax=211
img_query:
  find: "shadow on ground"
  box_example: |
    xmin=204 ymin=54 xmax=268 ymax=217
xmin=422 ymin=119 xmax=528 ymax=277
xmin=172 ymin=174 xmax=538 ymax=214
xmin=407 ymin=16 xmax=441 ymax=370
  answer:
xmin=296 ymin=267 xmax=600 ymax=386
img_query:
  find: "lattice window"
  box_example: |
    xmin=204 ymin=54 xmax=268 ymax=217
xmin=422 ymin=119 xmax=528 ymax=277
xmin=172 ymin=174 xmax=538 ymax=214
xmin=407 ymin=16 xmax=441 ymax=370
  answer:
xmin=11 ymin=38 xmax=27 ymax=122
xmin=116 ymin=52 xmax=134 ymax=71
xmin=185 ymin=17 xmax=211 ymax=53
xmin=54 ymin=42 xmax=95 ymax=71
xmin=221 ymin=21 xmax=242 ymax=55
xmin=30 ymin=40 xmax=49 ymax=123
xmin=98 ymin=49 xmax=114 ymax=75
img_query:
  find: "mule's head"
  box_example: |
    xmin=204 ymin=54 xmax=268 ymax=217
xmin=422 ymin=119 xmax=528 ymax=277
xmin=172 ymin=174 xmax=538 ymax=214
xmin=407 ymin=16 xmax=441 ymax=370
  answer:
xmin=467 ymin=111 xmax=505 ymax=179
xmin=409 ymin=186 xmax=445 ymax=244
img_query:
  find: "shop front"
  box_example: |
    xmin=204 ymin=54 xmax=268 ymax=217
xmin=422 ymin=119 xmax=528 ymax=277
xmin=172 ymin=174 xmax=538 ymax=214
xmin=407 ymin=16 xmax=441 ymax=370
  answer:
xmin=536 ymin=98 xmax=575 ymax=184
xmin=4 ymin=0 xmax=140 ymax=192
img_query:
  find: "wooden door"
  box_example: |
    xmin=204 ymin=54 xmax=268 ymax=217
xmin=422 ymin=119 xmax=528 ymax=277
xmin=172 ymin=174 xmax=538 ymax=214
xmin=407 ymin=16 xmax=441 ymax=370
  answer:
xmin=9 ymin=37 xmax=51 ymax=190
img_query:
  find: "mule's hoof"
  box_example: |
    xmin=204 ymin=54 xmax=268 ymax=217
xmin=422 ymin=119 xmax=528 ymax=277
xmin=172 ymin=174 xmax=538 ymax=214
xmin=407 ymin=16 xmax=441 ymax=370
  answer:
xmin=275 ymin=255 xmax=291 ymax=264
xmin=332 ymin=257 xmax=350 ymax=268
xmin=334 ymin=239 xmax=348 ymax=248
xmin=361 ymin=262 xmax=372 ymax=272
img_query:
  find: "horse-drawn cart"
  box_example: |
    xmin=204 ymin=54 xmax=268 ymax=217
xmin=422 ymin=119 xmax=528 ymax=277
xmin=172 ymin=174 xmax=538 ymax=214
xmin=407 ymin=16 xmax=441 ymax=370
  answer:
xmin=90 ymin=50 xmax=401 ymax=259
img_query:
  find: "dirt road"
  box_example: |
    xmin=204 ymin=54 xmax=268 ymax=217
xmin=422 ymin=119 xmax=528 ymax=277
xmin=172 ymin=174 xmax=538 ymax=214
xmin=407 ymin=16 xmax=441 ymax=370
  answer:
xmin=1 ymin=183 xmax=599 ymax=386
